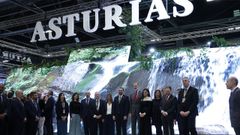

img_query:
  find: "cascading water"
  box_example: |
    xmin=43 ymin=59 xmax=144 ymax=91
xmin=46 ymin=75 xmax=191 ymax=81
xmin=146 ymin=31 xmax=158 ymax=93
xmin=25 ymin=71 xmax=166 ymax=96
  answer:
xmin=173 ymin=47 xmax=240 ymax=134
xmin=51 ymin=61 xmax=89 ymax=91
xmin=147 ymin=59 xmax=163 ymax=94
xmin=90 ymin=48 xmax=138 ymax=95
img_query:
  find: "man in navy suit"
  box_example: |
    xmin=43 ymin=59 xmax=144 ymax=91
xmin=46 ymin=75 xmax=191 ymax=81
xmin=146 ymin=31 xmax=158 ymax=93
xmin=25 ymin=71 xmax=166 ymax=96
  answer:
xmin=93 ymin=92 xmax=106 ymax=135
xmin=81 ymin=91 xmax=96 ymax=135
xmin=161 ymin=86 xmax=177 ymax=135
xmin=25 ymin=91 xmax=40 ymax=135
xmin=177 ymin=77 xmax=199 ymax=135
xmin=8 ymin=90 xmax=26 ymax=135
xmin=226 ymin=77 xmax=240 ymax=135
xmin=44 ymin=90 xmax=55 ymax=135
xmin=113 ymin=87 xmax=130 ymax=135
xmin=0 ymin=84 xmax=8 ymax=135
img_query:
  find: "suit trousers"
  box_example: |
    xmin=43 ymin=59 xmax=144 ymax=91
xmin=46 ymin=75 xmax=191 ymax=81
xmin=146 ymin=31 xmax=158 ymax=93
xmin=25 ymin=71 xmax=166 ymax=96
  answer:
xmin=36 ymin=117 xmax=45 ymax=135
xmin=234 ymin=127 xmax=240 ymax=135
xmin=83 ymin=116 xmax=95 ymax=135
xmin=0 ymin=118 xmax=8 ymax=135
xmin=178 ymin=114 xmax=197 ymax=135
xmin=115 ymin=115 xmax=127 ymax=135
xmin=26 ymin=120 xmax=38 ymax=135
xmin=45 ymin=117 xmax=54 ymax=135
xmin=104 ymin=115 xmax=115 ymax=135
xmin=162 ymin=117 xmax=174 ymax=135
xmin=131 ymin=111 xmax=140 ymax=135
xmin=57 ymin=119 xmax=67 ymax=135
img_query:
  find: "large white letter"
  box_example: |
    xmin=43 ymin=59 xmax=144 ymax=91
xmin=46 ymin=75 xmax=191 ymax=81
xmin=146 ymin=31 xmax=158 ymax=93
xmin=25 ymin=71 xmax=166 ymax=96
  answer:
xmin=62 ymin=13 xmax=80 ymax=37
xmin=173 ymin=0 xmax=194 ymax=17
xmin=103 ymin=5 xmax=127 ymax=30
xmin=173 ymin=0 xmax=193 ymax=17
xmin=144 ymin=0 xmax=170 ymax=23
xmin=81 ymin=8 xmax=100 ymax=33
xmin=30 ymin=21 xmax=47 ymax=42
xmin=48 ymin=17 xmax=62 ymax=40
xmin=129 ymin=0 xmax=141 ymax=26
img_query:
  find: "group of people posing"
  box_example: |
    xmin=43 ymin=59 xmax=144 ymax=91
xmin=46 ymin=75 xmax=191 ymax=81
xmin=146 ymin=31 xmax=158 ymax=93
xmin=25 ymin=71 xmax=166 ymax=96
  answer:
xmin=0 ymin=76 xmax=201 ymax=135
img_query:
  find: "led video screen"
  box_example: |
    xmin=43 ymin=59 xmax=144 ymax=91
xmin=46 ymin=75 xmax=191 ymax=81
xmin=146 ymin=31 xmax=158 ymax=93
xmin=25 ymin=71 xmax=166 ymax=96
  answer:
xmin=5 ymin=45 xmax=240 ymax=134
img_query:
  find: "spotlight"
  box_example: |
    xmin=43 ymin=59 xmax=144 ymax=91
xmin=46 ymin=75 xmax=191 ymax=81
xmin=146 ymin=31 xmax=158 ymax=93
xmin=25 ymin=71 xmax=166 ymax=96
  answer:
xmin=149 ymin=48 xmax=155 ymax=53
xmin=207 ymin=41 xmax=211 ymax=46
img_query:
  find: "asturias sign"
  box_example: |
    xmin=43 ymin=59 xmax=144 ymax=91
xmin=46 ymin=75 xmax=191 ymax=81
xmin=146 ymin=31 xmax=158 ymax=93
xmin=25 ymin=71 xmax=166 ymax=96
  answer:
xmin=30 ymin=0 xmax=194 ymax=42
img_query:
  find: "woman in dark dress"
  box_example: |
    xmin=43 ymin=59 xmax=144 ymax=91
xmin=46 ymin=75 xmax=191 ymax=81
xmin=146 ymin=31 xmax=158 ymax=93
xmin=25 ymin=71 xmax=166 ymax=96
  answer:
xmin=69 ymin=93 xmax=82 ymax=135
xmin=152 ymin=89 xmax=163 ymax=135
xmin=139 ymin=88 xmax=152 ymax=135
xmin=103 ymin=93 xmax=115 ymax=135
xmin=56 ymin=93 xmax=69 ymax=135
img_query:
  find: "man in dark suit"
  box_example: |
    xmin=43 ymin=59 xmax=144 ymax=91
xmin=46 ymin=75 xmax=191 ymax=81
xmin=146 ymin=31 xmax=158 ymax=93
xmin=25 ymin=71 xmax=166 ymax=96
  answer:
xmin=129 ymin=82 xmax=141 ymax=135
xmin=113 ymin=87 xmax=130 ymax=135
xmin=177 ymin=77 xmax=199 ymax=135
xmin=8 ymin=90 xmax=26 ymax=135
xmin=161 ymin=86 xmax=177 ymax=135
xmin=81 ymin=91 xmax=96 ymax=135
xmin=25 ymin=91 xmax=40 ymax=135
xmin=0 ymin=84 xmax=8 ymax=135
xmin=44 ymin=90 xmax=55 ymax=135
xmin=93 ymin=92 xmax=106 ymax=135
xmin=226 ymin=77 xmax=240 ymax=135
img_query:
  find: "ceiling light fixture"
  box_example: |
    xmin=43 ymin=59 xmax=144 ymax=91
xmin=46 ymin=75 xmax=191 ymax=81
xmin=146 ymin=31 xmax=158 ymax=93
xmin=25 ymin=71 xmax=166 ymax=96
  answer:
xmin=149 ymin=48 xmax=155 ymax=53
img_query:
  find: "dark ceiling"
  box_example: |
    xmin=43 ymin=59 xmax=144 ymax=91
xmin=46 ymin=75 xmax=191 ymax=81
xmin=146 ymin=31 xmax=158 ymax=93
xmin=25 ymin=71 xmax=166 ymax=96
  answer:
xmin=0 ymin=0 xmax=240 ymax=78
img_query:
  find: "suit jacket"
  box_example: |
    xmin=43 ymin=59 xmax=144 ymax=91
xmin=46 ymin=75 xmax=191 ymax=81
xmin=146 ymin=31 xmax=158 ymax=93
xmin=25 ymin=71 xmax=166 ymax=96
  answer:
xmin=44 ymin=96 xmax=55 ymax=119
xmin=81 ymin=98 xmax=95 ymax=118
xmin=0 ymin=93 xmax=8 ymax=114
xmin=55 ymin=101 xmax=69 ymax=120
xmin=93 ymin=99 xmax=106 ymax=119
xmin=161 ymin=95 xmax=177 ymax=120
xmin=113 ymin=95 xmax=130 ymax=116
xmin=38 ymin=99 xmax=45 ymax=117
xmin=129 ymin=90 xmax=141 ymax=115
xmin=229 ymin=87 xmax=240 ymax=127
xmin=177 ymin=86 xmax=199 ymax=116
xmin=25 ymin=100 xmax=40 ymax=122
xmin=9 ymin=98 xmax=25 ymax=123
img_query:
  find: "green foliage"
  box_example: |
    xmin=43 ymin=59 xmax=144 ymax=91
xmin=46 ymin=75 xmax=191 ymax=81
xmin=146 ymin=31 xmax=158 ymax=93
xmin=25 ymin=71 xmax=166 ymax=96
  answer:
xmin=212 ymin=36 xmax=228 ymax=47
xmin=119 ymin=9 xmax=145 ymax=60
xmin=158 ymin=47 xmax=194 ymax=59
xmin=68 ymin=47 xmax=127 ymax=63
xmin=5 ymin=66 xmax=57 ymax=94
xmin=137 ymin=55 xmax=153 ymax=70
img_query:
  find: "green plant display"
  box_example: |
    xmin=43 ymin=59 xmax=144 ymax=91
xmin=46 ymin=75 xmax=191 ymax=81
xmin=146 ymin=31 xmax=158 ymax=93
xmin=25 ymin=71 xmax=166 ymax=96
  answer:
xmin=137 ymin=55 xmax=153 ymax=70
xmin=119 ymin=9 xmax=145 ymax=61
xmin=158 ymin=47 xmax=194 ymax=59
xmin=212 ymin=36 xmax=228 ymax=47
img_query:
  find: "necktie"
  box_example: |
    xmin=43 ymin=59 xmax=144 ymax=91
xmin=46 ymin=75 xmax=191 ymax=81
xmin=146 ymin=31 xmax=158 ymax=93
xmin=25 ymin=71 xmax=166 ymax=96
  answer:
xmin=34 ymin=101 xmax=38 ymax=110
xmin=87 ymin=98 xmax=89 ymax=104
xmin=166 ymin=95 xmax=169 ymax=101
xmin=96 ymin=100 xmax=99 ymax=110
xmin=134 ymin=91 xmax=138 ymax=101
xmin=119 ymin=96 xmax=122 ymax=103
